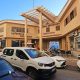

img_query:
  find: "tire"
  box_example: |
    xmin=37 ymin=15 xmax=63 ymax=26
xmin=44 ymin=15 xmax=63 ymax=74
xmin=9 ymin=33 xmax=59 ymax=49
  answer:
xmin=26 ymin=68 xmax=38 ymax=79
xmin=77 ymin=66 xmax=80 ymax=71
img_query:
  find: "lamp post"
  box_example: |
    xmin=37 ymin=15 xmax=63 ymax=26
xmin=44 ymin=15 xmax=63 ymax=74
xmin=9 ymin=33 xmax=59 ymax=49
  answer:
xmin=33 ymin=0 xmax=34 ymax=8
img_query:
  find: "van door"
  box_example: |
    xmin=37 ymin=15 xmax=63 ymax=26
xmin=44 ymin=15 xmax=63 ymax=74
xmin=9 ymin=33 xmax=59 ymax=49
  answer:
xmin=13 ymin=49 xmax=29 ymax=71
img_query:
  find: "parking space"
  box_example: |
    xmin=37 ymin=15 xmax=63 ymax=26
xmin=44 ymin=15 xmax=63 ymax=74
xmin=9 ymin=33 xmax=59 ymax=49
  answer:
xmin=0 ymin=49 xmax=80 ymax=80
xmin=50 ymin=69 xmax=80 ymax=80
xmin=16 ymin=69 xmax=80 ymax=80
xmin=63 ymin=56 xmax=78 ymax=71
xmin=15 ymin=56 xmax=80 ymax=80
xmin=14 ymin=71 xmax=34 ymax=80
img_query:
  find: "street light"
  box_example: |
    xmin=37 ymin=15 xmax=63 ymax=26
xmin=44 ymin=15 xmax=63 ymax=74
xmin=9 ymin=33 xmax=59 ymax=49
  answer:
xmin=33 ymin=0 xmax=34 ymax=8
xmin=30 ymin=0 xmax=35 ymax=8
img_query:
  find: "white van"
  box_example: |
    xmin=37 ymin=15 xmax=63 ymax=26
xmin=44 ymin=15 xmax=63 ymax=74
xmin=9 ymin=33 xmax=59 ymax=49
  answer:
xmin=1 ymin=47 xmax=56 ymax=79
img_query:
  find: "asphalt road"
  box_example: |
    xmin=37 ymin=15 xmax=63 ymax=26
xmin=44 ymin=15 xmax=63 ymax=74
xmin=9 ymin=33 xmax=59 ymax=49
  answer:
xmin=50 ymin=69 xmax=80 ymax=80
xmin=16 ymin=69 xmax=80 ymax=80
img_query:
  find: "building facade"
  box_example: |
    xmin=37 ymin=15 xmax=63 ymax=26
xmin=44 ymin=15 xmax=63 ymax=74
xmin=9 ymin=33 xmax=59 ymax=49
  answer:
xmin=42 ymin=0 xmax=80 ymax=52
xmin=0 ymin=0 xmax=80 ymax=53
xmin=0 ymin=20 xmax=38 ymax=48
xmin=22 ymin=0 xmax=80 ymax=51
xmin=59 ymin=0 xmax=80 ymax=53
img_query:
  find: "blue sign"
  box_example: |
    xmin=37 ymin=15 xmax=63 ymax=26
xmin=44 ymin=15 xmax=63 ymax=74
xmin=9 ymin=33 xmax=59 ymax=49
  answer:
xmin=49 ymin=41 xmax=59 ymax=49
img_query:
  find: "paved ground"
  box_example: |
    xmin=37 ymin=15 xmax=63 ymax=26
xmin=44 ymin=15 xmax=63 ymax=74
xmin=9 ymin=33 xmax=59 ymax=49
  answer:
xmin=16 ymin=69 xmax=80 ymax=80
xmin=50 ymin=69 xmax=80 ymax=80
xmin=64 ymin=55 xmax=78 ymax=71
xmin=15 ymin=56 xmax=80 ymax=80
xmin=14 ymin=71 xmax=34 ymax=80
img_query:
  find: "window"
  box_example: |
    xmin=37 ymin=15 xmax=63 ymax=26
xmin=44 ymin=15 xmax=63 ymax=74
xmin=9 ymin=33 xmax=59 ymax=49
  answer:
xmin=76 ymin=36 xmax=80 ymax=49
xmin=12 ymin=27 xmax=17 ymax=32
xmin=12 ymin=27 xmax=24 ymax=33
xmin=46 ymin=27 xmax=50 ymax=32
xmin=17 ymin=28 xmax=21 ymax=32
xmin=27 ymin=28 xmax=29 ymax=33
xmin=0 ymin=27 xmax=4 ymax=32
xmin=64 ymin=8 xmax=77 ymax=26
xmin=3 ymin=49 xmax=14 ymax=56
xmin=78 ymin=32 xmax=80 ymax=36
xmin=1 ymin=40 xmax=6 ymax=48
xmin=64 ymin=17 xmax=69 ymax=26
xmin=77 ymin=42 xmax=80 ymax=49
xmin=70 ymin=8 xmax=77 ymax=20
xmin=70 ymin=37 xmax=74 ymax=50
xmin=25 ymin=49 xmax=47 ymax=58
xmin=38 ymin=29 xmax=39 ymax=33
xmin=70 ymin=10 xmax=74 ymax=20
xmin=12 ymin=40 xmax=19 ymax=47
xmin=12 ymin=40 xmax=24 ymax=47
xmin=16 ymin=50 xmax=29 ymax=60
xmin=56 ymin=26 xmax=60 ymax=31
xmin=21 ymin=28 xmax=25 ymax=32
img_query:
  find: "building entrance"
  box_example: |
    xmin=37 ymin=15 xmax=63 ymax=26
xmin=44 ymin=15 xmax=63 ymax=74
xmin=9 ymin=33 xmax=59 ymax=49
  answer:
xmin=49 ymin=41 xmax=59 ymax=50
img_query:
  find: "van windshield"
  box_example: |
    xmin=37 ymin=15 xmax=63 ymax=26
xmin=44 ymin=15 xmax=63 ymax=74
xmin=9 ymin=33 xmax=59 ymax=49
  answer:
xmin=25 ymin=49 xmax=47 ymax=58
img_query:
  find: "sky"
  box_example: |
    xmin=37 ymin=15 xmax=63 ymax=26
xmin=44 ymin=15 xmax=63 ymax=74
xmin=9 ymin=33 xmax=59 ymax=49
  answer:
xmin=0 ymin=0 xmax=67 ymax=20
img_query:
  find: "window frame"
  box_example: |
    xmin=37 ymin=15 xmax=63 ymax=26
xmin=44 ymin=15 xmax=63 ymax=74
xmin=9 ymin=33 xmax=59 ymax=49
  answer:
xmin=46 ymin=27 xmax=50 ymax=32
xmin=12 ymin=27 xmax=25 ymax=33
xmin=3 ymin=49 xmax=14 ymax=56
xmin=64 ymin=8 xmax=77 ymax=26
xmin=16 ymin=49 xmax=29 ymax=60
xmin=56 ymin=26 xmax=60 ymax=31
xmin=76 ymin=36 xmax=80 ymax=49
xmin=70 ymin=10 xmax=75 ymax=20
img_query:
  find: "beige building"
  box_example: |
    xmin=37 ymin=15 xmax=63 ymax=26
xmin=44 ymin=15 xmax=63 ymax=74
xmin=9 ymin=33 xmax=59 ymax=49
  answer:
xmin=0 ymin=0 xmax=80 ymax=53
xmin=0 ymin=20 xmax=39 ymax=48
xmin=21 ymin=0 xmax=80 ymax=52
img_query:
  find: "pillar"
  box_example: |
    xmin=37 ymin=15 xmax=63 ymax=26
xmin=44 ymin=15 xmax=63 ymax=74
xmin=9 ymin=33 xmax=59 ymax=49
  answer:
xmin=25 ymin=18 xmax=27 ymax=47
xmin=39 ymin=13 xmax=42 ymax=50
xmin=74 ymin=37 xmax=76 ymax=50
xmin=6 ymin=39 xmax=11 ymax=47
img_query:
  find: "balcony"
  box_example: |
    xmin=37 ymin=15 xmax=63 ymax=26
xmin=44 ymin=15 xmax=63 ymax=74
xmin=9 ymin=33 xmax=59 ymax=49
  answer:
xmin=42 ymin=32 xmax=62 ymax=38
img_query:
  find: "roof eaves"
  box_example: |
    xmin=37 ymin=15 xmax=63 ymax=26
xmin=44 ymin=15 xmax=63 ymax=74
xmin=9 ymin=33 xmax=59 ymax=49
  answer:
xmin=57 ymin=0 xmax=72 ymax=22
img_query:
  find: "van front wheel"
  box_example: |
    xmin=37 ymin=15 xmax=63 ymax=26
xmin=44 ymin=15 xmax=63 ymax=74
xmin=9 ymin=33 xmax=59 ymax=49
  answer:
xmin=26 ymin=68 xmax=38 ymax=79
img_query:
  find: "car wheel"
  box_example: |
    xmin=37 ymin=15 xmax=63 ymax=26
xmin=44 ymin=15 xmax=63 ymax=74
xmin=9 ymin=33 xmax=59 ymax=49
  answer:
xmin=77 ymin=66 xmax=80 ymax=71
xmin=27 ymin=68 xmax=38 ymax=79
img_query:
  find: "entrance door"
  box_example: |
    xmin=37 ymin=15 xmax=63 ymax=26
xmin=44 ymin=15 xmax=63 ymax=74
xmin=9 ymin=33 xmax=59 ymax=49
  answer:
xmin=49 ymin=41 xmax=59 ymax=50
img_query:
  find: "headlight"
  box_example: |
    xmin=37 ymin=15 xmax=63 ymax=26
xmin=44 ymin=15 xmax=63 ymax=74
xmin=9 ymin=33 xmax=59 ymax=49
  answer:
xmin=38 ymin=63 xmax=44 ymax=67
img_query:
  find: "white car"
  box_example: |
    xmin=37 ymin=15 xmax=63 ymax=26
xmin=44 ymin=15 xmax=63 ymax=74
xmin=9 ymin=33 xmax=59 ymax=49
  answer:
xmin=77 ymin=60 xmax=80 ymax=69
xmin=1 ymin=47 xmax=56 ymax=79
xmin=40 ymin=51 xmax=66 ymax=68
xmin=51 ymin=55 xmax=66 ymax=68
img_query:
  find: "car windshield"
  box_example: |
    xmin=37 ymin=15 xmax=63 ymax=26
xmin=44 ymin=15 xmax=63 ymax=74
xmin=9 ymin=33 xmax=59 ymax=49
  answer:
xmin=41 ymin=51 xmax=56 ymax=57
xmin=0 ymin=60 xmax=14 ymax=77
xmin=25 ymin=49 xmax=47 ymax=58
